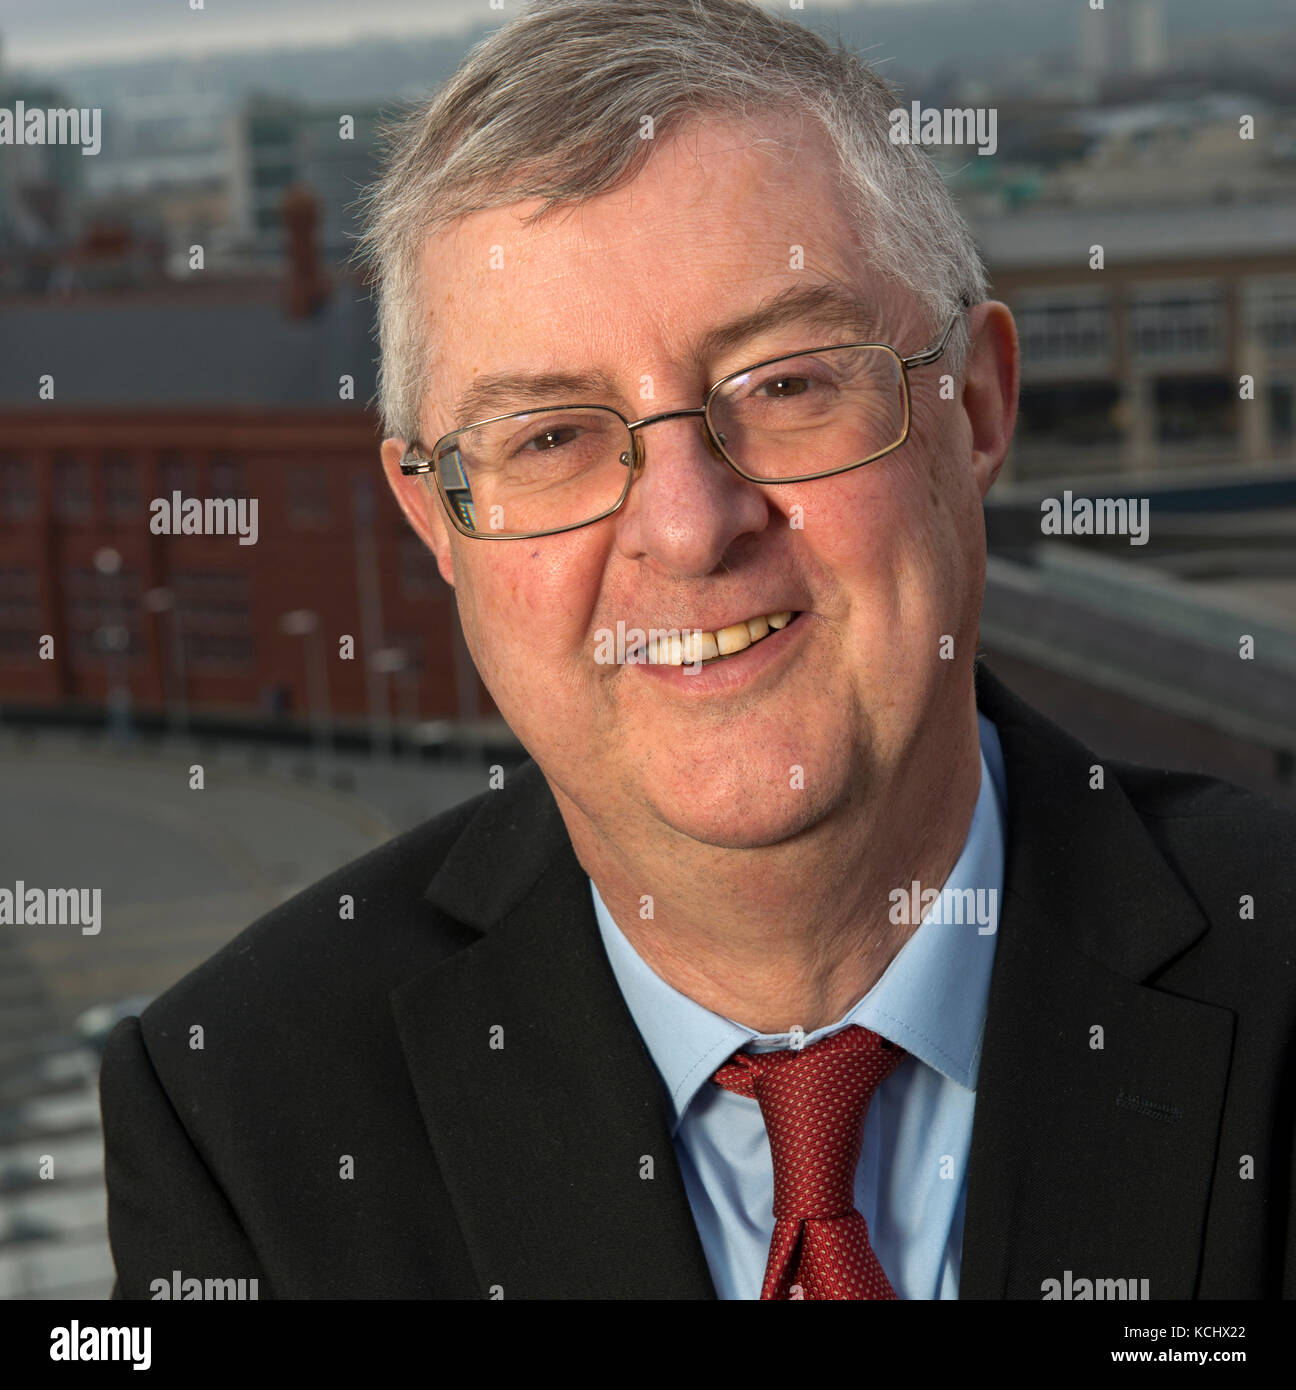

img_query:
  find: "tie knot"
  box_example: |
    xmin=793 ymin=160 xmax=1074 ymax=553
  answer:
xmin=713 ymin=1025 xmax=904 ymax=1220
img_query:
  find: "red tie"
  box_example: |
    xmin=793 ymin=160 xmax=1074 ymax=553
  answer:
xmin=712 ymin=1024 xmax=905 ymax=1300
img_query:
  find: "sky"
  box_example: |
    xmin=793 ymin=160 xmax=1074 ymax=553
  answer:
xmin=0 ymin=0 xmax=903 ymax=70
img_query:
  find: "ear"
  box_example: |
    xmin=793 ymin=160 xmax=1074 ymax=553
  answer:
xmin=380 ymin=437 xmax=456 ymax=587
xmin=961 ymin=300 xmax=1019 ymax=499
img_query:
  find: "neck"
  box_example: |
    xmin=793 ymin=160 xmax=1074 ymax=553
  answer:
xmin=555 ymin=699 xmax=984 ymax=1036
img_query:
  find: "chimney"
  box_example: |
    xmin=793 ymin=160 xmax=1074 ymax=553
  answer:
xmin=281 ymin=182 xmax=330 ymax=318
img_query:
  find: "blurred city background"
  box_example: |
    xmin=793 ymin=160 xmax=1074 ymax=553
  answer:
xmin=1 ymin=0 xmax=1295 ymax=1298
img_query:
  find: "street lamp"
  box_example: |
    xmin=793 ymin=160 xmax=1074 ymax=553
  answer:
xmin=143 ymin=587 xmax=188 ymax=737
xmin=279 ymin=609 xmax=331 ymax=754
xmin=94 ymin=547 xmax=131 ymax=740
xmin=372 ymin=646 xmax=416 ymax=760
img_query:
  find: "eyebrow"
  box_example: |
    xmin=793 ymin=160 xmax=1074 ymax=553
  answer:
xmin=446 ymin=282 xmax=883 ymax=429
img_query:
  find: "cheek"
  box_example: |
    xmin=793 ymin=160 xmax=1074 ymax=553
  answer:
xmin=793 ymin=451 xmax=979 ymax=644
xmin=906 ymin=389 xmax=980 ymax=528
xmin=892 ymin=450 xmax=985 ymax=636
xmin=789 ymin=466 xmax=918 ymax=580
xmin=447 ymin=574 xmax=491 ymax=680
xmin=456 ymin=540 xmax=604 ymax=681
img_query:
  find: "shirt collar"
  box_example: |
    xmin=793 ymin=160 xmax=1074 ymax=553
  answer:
xmin=591 ymin=714 xmax=1007 ymax=1135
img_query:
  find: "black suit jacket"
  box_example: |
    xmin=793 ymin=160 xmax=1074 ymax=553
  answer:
xmin=100 ymin=664 xmax=1296 ymax=1299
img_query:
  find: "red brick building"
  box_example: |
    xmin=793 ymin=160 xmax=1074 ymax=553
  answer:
xmin=0 ymin=272 xmax=489 ymax=731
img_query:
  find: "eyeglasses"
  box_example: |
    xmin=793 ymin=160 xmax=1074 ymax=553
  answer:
xmin=400 ymin=300 xmax=969 ymax=540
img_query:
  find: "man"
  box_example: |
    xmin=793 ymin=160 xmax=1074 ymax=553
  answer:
xmin=101 ymin=0 xmax=1296 ymax=1300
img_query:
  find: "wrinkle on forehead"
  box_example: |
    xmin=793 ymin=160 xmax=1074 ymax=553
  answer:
xmin=414 ymin=111 xmax=899 ymax=431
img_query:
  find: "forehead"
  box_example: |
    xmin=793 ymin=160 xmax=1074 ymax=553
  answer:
xmin=414 ymin=112 xmax=892 ymax=429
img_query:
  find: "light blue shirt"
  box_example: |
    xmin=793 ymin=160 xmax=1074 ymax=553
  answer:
xmin=590 ymin=714 xmax=1007 ymax=1300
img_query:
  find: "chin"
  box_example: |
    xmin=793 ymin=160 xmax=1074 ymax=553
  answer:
xmin=642 ymin=753 xmax=848 ymax=851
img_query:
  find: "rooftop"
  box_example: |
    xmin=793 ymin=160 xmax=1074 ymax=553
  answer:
xmin=0 ymin=276 xmax=378 ymax=409
xmin=971 ymin=197 xmax=1296 ymax=268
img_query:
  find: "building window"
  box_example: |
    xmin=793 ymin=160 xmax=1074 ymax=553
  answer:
xmin=1012 ymin=383 xmax=1123 ymax=453
xmin=1129 ymin=286 xmax=1223 ymax=360
xmin=1016 ymin=298 xmax=1112 ymax=364
xmin=173 ymin=570 xmax=253 ymax=669
xmin=209 ymin=455 xmax=245 ymax=498
xmin=158 ymin=451 xmax=198 ymax=498
xmin=104 ymin=451 xmax=140 ymax=521
xmin=54 ymin=453 xmax=93 ymax=522
xmin=63 ymin=565 xmax=142 ymax=666
xmin=1251 ymin=280 xmax=1296 ymax=355
xmin=285 ymin=463 xmax=331 ymax=527
xmin=1268 ymin=383 xmax=1294 ymax=443
xmin=0 ymin=454 xmax=37 ymax=520
xmin=184 ymin=632 xmax=254 ymax=667
xmin=0 ymin=566 xmax=40 ymax=661
xmin=1155 ymin=377 xmax=1234 ymax=444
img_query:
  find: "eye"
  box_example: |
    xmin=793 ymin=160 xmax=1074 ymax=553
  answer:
xmin=516 ymin=425 xmax=582 ymax=454
xmin=754 ymin=375 xmax=813 ymax=398
xmin=735 ymin=360 xmax=838 ymax=401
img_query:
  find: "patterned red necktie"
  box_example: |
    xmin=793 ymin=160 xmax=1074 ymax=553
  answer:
xmin=712 ymin=1024 xmax=905 ymax=1300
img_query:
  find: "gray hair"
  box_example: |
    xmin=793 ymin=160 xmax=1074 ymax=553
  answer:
xmin=354 ymin=0 xmax=988 ymax=444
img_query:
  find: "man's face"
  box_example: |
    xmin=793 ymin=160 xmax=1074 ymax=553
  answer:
xmin=383 ymin=112 xmax=1014 ymax=852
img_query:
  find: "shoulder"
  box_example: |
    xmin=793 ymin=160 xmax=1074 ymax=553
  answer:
xmin=980 ymin=660 xmax=1295 ymax=910
xmin=980 ymin=663 xmax=1296 ymax=984
xmin=1114 ymin=759 xmax=1296 ymax=879
xmin=1111 ymin=759 xmax=1296 ymax=963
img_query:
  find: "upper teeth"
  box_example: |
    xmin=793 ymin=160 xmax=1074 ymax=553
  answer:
xmin=644 ymin=611 xmax=794 ymax=666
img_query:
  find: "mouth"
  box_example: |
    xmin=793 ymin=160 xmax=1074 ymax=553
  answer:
xmin=639 ymin=611 xmax=800 ymax=666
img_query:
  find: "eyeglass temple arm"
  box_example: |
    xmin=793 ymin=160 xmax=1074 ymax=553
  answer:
xmin=399 ymin=446 xmax=433 ymax=476
xmin=901 ymin=295 xmax=973 ymax=369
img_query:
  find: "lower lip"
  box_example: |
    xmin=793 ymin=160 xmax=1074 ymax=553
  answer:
xmin=629 ymin=613 xmax=810 ymax=696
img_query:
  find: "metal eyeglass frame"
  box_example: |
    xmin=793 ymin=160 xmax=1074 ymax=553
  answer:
xmin=399 ymin=297 xmax=971 ymax=540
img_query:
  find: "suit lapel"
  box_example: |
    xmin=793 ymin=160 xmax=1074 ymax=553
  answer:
xmin=391 ymin=764 xmax=717 ymax=1299
xmin=961 ymin=666 xmax=1235 ymax=1299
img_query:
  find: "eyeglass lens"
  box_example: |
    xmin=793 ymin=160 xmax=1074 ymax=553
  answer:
xmin=432 ymin=345 xmax=906 ymax=536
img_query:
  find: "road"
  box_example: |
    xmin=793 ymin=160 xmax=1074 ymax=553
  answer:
xmin=0 ymin=727 xmax=502 ymax=1299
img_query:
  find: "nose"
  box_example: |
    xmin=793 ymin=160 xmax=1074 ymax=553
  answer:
xmin=613 ymin=409 xmax=771 ymax=578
